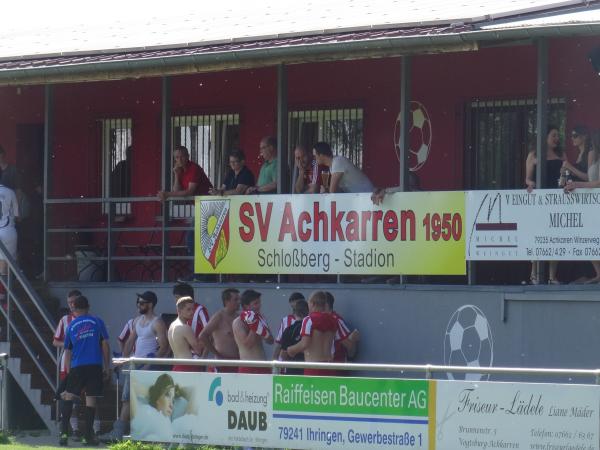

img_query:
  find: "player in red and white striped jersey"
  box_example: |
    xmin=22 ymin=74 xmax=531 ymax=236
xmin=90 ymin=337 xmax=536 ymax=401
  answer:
xmin=272 ymin=292 xmax=305 ymax=360
xmin=190 ymin=302 xmax=210 ymax=338
xmin=325 ymin=292 xmax=360 ymax=366
xmin=53 ymin=290 xmax=80 ymax=381
xmin=233 ymin=289 xmax=273 ymax=374
xmin=116 ymin=318 xmax=135 ymax=354
xmin=173 ymin=282 xmax=210 ymax=338
xmin=287 ymin=291 xmax=338 ymax=376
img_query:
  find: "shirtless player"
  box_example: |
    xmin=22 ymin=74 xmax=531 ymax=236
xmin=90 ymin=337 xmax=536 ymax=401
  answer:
xmin=232 ymin=289 xmax=274 ymax=374
xmin=287 ymin=291 xmax=338 ymax=376
xmin=198 ymin=288 xmax=241 ymax=373
xmin=168 ymin=296 xmax=205 ymax=372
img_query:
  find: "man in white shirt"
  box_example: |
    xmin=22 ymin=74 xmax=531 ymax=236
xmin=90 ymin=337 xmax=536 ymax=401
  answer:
xmin=0 ymin=183 xmax=19 ymax=276
xmin=100 ymin=291 xmax=169 ymax=442
xmin=313 ymin=142 xmax=373 ymax=193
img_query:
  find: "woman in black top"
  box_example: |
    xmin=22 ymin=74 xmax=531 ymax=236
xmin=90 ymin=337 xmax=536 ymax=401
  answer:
xmin=562 ymin=125 xmax=590 ymax=182
xmin=524 ymin=125 xmax=566 ymax=284
xmin=209 ymin=150 xmax=255 ymax=196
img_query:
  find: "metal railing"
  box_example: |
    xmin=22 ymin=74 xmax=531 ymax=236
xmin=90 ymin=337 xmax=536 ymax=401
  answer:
xmin=113 ymin=356 xmax=600 ymax=383
xmin=0 ymin=240 xmax=57 ymax=391
xmin=0 ymin=353 xmax=7 ymax=432
xmin=45 ymin=196 xmax=194 ymax=283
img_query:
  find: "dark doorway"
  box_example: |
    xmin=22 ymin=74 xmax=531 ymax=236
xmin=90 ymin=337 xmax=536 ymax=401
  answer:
xmin=16 ymin=124 xmax=44 ymax=278
xmin=464 ymin=98 xmax=568 ymax=285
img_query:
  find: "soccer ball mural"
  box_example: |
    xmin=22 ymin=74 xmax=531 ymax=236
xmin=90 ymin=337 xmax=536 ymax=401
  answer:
xmin=393 ymin=101 xmax=432 ymax=171
xmin=443 ymin=305 xmax=494 ymax=381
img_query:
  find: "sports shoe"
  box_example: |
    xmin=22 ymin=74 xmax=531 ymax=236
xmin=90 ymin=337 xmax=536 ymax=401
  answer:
xmin=71 ymin=429 xmax=82 ymax=442
xmin=98 ymin=419 xmax=125 ymax=442
xmin=58 ymin=433 xmax=68 ymax=446
xmin=81 ymin=435 xmax=99 ymax=447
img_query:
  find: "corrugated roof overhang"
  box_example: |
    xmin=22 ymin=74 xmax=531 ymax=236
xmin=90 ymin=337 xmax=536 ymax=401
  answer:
xmin=1 ymin=19 xmax=599 ymax=86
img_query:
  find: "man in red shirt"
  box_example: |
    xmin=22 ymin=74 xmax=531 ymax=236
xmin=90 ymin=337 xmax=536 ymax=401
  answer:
xmin=158 ymin=146 xmax=212 ymax=273
xmin=158 ymin=145 xmax=212 ymax=201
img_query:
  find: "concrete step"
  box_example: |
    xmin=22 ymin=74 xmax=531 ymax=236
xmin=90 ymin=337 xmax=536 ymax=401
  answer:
xmin=0 ymin=342 xmax=57 ymax=433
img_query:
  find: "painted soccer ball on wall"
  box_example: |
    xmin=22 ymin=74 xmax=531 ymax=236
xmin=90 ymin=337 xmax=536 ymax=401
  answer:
xmin=394 ymin=101 xmax=432 ymax=172
xmin=443 ymin=304 xmax=494 ymax=381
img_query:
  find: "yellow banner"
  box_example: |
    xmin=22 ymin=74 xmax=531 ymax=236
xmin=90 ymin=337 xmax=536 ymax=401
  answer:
xmin=194 ymin=192 xmax=465 ymax=275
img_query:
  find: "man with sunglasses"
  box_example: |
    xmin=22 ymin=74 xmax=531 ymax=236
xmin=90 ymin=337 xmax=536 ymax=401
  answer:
xmin=100 ymin=291 xmax=170 ymax=443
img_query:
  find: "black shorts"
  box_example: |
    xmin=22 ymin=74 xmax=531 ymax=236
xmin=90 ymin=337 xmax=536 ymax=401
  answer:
xmin=65 ymin=365 xmax=103 ymax=397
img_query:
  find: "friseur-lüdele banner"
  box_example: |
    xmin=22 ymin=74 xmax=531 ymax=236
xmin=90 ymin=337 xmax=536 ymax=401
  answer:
xmin=194 ymin=192 xmax=466 ymax=275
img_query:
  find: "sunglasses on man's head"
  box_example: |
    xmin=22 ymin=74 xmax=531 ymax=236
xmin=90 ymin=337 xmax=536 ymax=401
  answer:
xmin=572 ymin=132 xmax=579 ymax=138
xmin=137 ymin=299 xmax=151 ymax=305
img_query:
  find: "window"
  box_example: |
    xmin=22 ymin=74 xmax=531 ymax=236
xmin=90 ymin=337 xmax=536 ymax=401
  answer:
xmin=288 ymin=108 xmax=364 ymax=168
xmin=465 ymin=98 xmax=567 ymax=285
xmin=171 ymin=113 xmax=240 ymax=217
xmin=101 ymin=118 xmax=132 ymax=215
xmin=465 ymin=98 xmax=566 ymax=189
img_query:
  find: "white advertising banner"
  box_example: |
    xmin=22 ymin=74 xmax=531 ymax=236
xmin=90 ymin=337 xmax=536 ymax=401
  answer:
xmin=466 ymin=189 xmax=600 ymax=260
xmin=129 ymin=371 xmax=432 ymax=449
xmin=435 ymin=380 xmax=600 ymax=450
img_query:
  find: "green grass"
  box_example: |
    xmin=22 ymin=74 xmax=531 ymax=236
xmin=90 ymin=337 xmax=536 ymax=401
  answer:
xmin=0 ymin=440 xmax=225 ymax=450
xmin=0 ymin=432 xmax=227 ymax=450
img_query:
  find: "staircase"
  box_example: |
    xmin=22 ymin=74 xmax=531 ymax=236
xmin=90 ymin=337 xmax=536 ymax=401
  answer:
xmin=0 ymin=259 xmax=59 ymax=432
xmin=0 ymin=241 xmax=124 ymax=434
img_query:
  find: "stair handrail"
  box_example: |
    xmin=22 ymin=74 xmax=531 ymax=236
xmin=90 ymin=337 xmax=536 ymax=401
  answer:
xmin=0 ymin=240 xmax=57 ymax=388
xmin=0 ymin=353 xmax=7 ymax=431
xmin=0 ymin=240 xmax=55 ymax=330
xmin=0 ymin=314 xmax=55 ymax=389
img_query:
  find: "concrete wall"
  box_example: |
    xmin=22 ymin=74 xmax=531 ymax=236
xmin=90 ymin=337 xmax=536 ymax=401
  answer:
xmin=49 ymin=283 xmax=600 ymax=383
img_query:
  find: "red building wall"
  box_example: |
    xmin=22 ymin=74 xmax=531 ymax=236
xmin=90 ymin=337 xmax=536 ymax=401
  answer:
xmin=1 ymin=35 xmax=600 ymax=234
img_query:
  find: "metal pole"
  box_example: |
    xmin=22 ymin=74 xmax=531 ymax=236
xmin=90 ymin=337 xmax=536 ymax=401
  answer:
xmin=107 ymin=199 xmax=113 ymax=282
xmin=5 ymin=272 xmax=10 ymax=344
xmin=276 ymin=64 xmax=289 ymax=194
xmin=161 ymin=77 xmax=171 ymax=283
xmin=399 ymin=56 xmax=411 ymax=192
xmin=0 ymin=354 xmax=7 ymax=431
xmin=116 ymin=371 xmax=120 ymax=421
xmin=536 ymin=38 xmax=548 ymax=283
xmin=399 ymin=56 xmax=411 ymax=285
xmin=43 ymin=85 xmax=53 ymax=282
xmin=6 ymin=272 xmax=11 ymax=344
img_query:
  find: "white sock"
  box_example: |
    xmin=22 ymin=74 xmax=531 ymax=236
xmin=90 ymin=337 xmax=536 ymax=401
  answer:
xmin=93 ymin=419 xmax=100 ymax=433
xmin=70 ymin=417 xmax=78 ymax=431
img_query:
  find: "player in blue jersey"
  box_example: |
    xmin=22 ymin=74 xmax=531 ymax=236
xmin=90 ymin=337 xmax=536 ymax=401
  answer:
xmin=59 ymin=295 xmax=110 ymax=446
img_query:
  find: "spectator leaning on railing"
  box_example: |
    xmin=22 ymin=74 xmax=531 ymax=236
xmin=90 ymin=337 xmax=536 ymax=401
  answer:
xmin=246 ymin=136 xmax=277 ymax=194
xmin=157 ymin=145 xmax=212 ymax=259
xmin=209 ymin=149 xmax=255 ymax=196
xmin=313 ymin=142 xmax=373 ymax=193
xmin=565 ymin=129 xmax=600 ymax=284
xmin=293 ymin=145 xmax=326 ymax=194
